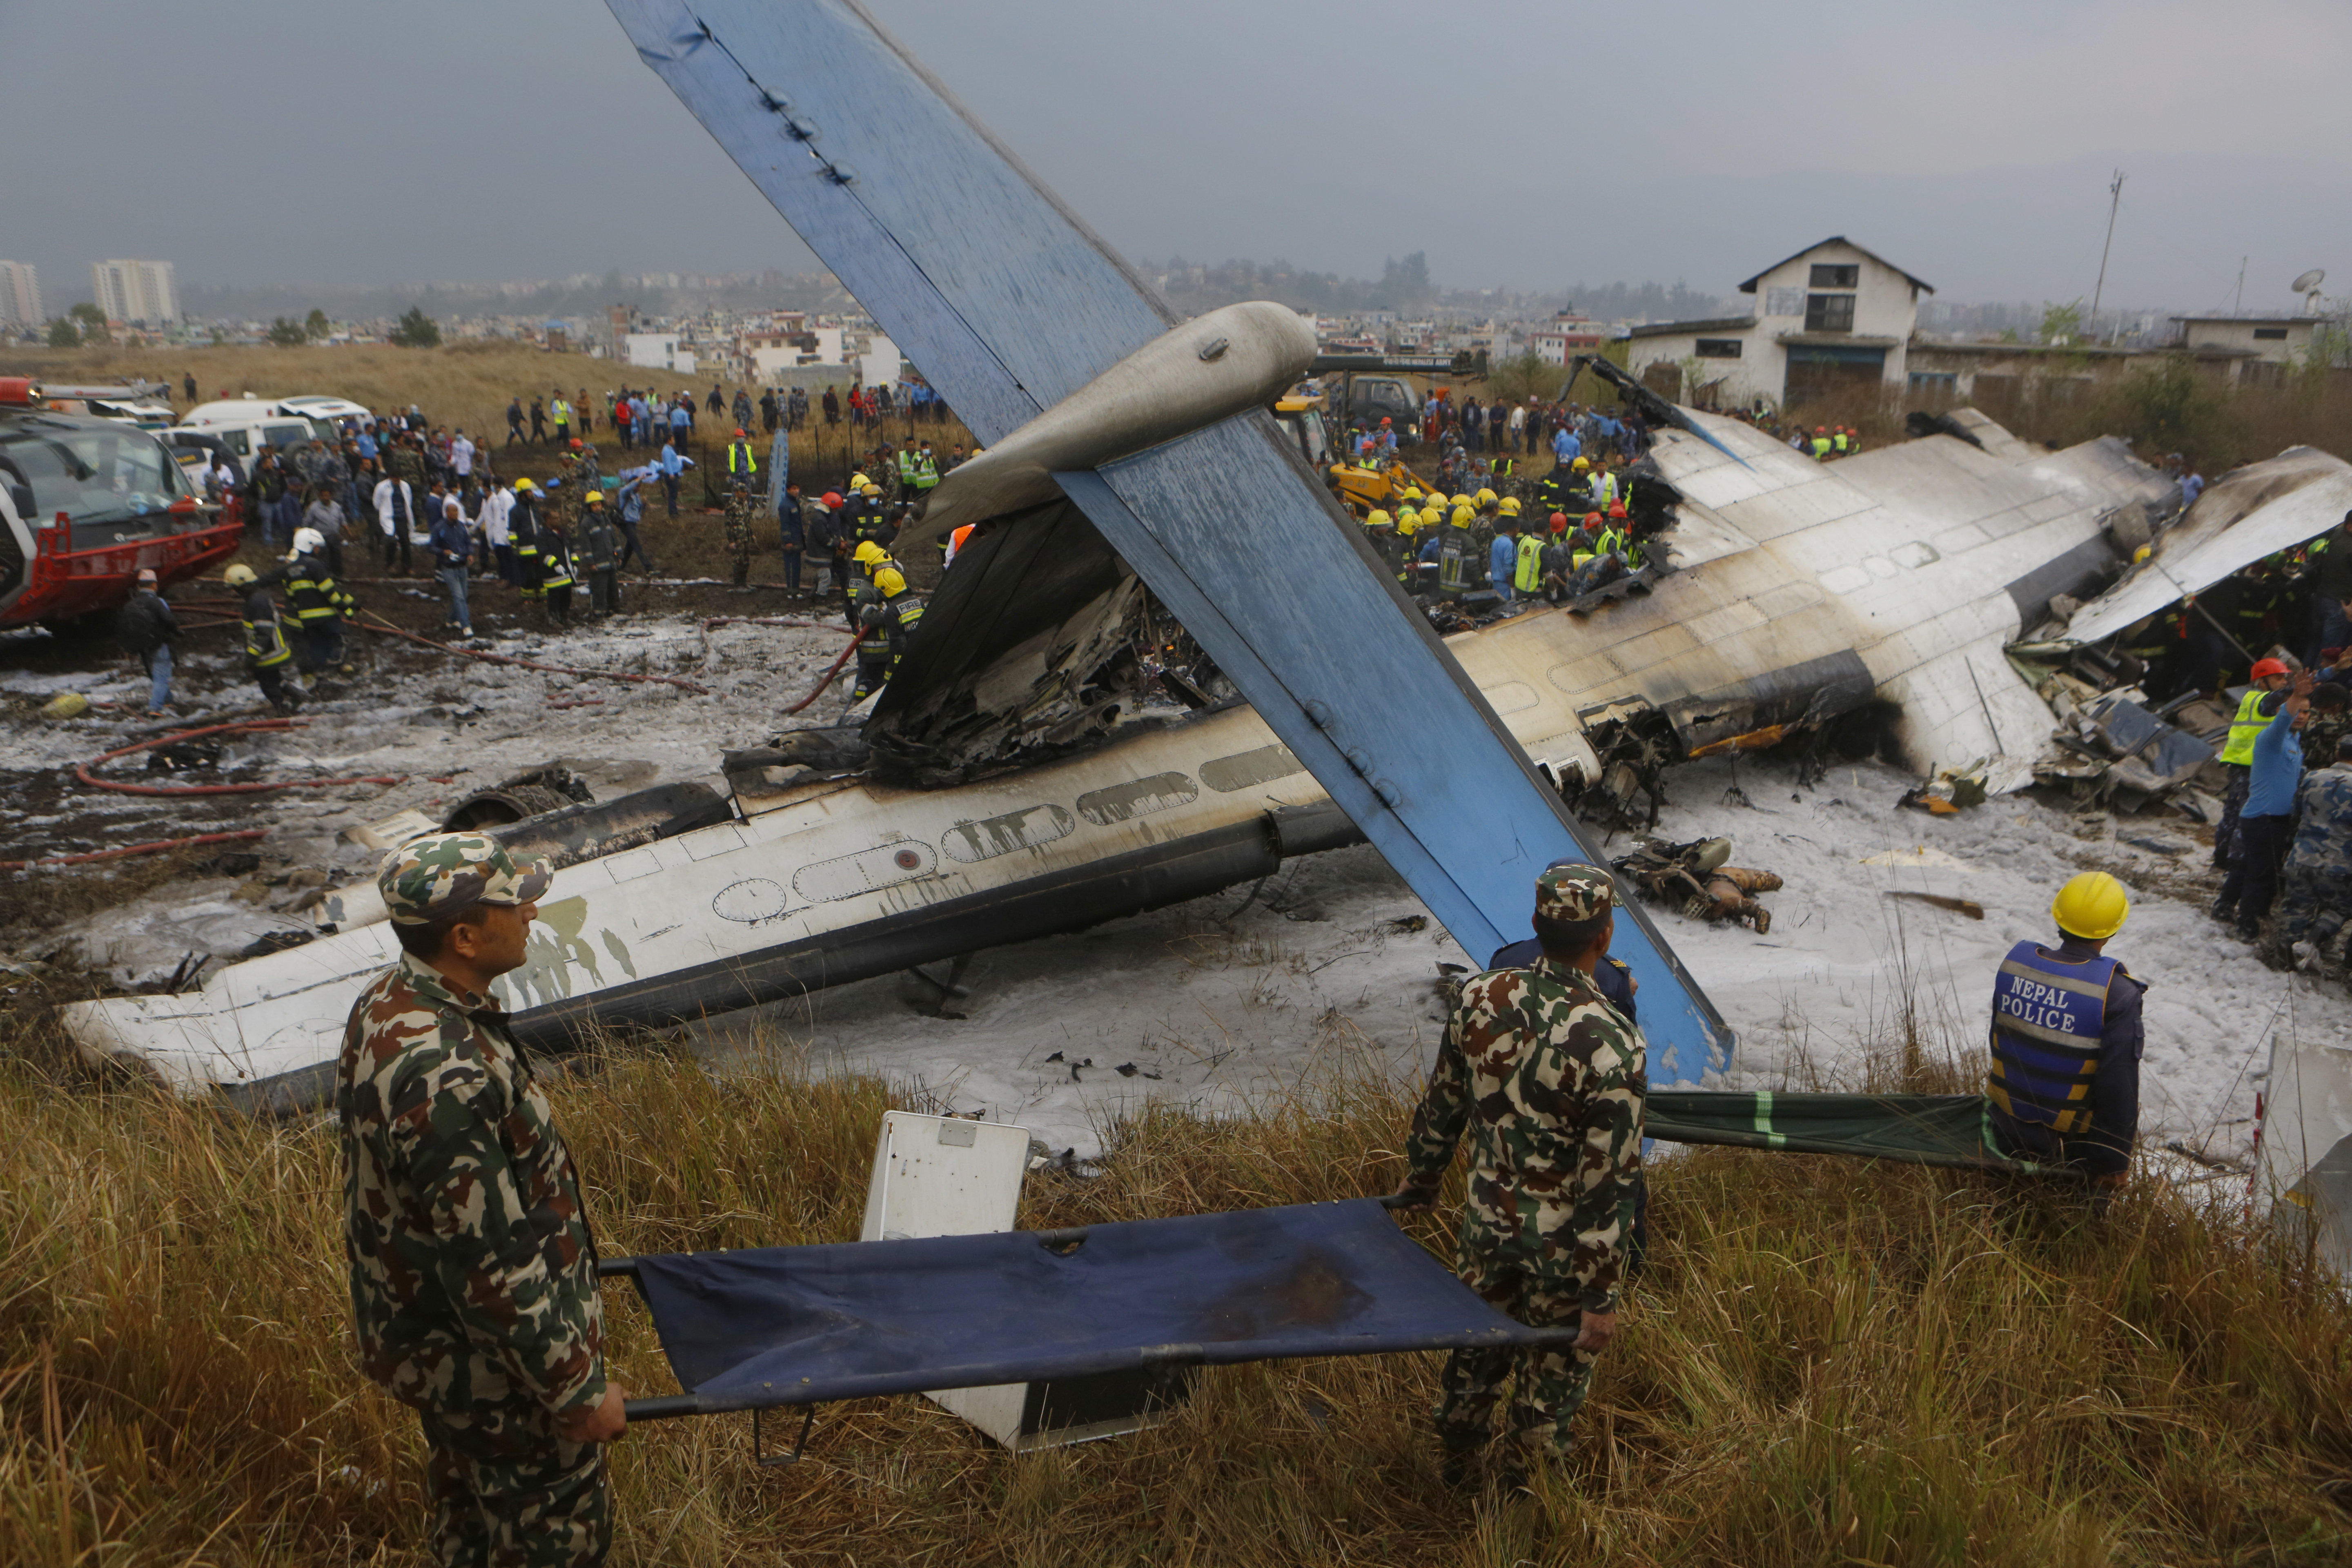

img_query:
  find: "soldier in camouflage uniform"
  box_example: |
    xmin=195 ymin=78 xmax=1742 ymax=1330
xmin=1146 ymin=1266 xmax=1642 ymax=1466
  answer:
xmin=2280 ymin=728 xmax=2352 ymax=968
xmin=724 ymin=475 xmax=755 ymax=588
xmin=338 ymin=833 xmax=626 ymax=1566
xmin=1393 ymin=863 xmax=1645 ymax=1485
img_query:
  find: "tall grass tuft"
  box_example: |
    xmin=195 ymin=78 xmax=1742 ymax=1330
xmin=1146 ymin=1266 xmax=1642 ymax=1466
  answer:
xmin=3 ymin=1020 xmax=2348 ymax=1566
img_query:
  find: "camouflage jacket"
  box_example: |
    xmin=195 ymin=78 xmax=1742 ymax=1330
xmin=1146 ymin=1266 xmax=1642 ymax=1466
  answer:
xmin=338 ymin=952 xmax=604 ymax=1420
xmin=2291 ymin=766 xmax=2352 ymax=871
xmin=1405 ymin=956 xmax=1646 ymax=1313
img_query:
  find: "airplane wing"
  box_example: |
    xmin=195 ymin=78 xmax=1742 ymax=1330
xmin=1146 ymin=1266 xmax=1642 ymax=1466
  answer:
xmin=2065 ymin=448 xmax=2352 ymax=645
xmin=603 ymin=0 xmax=1731 ymax=1077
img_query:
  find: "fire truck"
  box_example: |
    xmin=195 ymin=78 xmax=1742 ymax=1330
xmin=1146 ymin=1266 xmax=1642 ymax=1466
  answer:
xmin=0 ymin=377 xmax=244 ymax=633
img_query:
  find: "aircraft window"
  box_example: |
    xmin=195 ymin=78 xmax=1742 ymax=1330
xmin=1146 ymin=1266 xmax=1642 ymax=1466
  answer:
xmin=1694 ymin=339 xmax=1743 ymax=359
xmin=1809 ymin=263 xmax=1860 ymax=288
xmin=1804 ymin=294 xmax=1856 ymax=333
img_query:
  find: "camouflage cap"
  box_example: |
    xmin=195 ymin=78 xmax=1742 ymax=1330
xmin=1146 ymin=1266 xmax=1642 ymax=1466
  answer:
xmin=378 ymin=832 xmax=553 ymax=926
xmin=1534 ymin=862 xmax=1615 ymax=923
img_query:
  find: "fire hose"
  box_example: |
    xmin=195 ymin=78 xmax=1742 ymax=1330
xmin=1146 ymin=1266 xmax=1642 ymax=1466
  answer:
xmin=74 ymin=719 xmax=419 ymax=799
xmin=0 ymin=829 xmax=270 ymax=873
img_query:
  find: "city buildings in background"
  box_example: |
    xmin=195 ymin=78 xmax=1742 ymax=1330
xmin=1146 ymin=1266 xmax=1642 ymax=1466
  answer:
xmin=0 ymin=262 xmax=40 ymax=327
xmin=90 ymin=259 xmax=178 ymax=327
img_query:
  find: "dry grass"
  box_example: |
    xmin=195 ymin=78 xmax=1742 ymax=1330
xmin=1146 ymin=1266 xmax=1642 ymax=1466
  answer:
xmin=0 ymin=342 xmax=975 ymax=495
xmin=3 ymin=1011 xmax=2350 ymax=1568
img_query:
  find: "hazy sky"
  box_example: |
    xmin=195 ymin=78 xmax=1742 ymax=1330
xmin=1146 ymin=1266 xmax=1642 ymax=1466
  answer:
xmin=6 ymin=0 xmax=2349 ymax=314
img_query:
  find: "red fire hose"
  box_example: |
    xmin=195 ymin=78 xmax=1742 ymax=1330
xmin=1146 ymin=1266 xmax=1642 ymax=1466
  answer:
xmin=74 ymin=719 xmax=412 ymax=798
xmin=0 ymin=829 xmax=269 ymax=872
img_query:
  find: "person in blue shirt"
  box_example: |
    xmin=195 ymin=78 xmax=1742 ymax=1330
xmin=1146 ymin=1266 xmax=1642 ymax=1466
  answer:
xmin=2214 ymin=670 xmax=2316 ymax=940
xmin=777 ymin=479 xmax=806 ymax=595
xmin=1489 ymin=521 xmax=1518 ymax=605
xmin=657 ymin=439 xmax=689 ymax=518
xmin=613 ymin=468 xmax=656 ymax=575
xmin=428 ymin=498 xmax=475 ymax=638
xmin=1551 ymin=425 xmax=1580 ymax=467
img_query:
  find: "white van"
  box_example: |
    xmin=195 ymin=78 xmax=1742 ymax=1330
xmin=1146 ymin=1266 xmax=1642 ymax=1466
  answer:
xmin=171 ymin=403 xmax=333 ymax=465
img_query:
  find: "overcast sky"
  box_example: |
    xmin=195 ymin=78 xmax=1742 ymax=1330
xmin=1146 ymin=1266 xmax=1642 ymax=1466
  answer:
xmin=6 ymin=0 xmax=2349 ymax=314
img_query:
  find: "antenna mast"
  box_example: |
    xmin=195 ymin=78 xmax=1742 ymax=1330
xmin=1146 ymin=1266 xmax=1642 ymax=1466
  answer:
xmin=2233 ymin=256 xmax=2248 ymax=317
xmin=2089 ymin=168 xmax=2124 ymax=340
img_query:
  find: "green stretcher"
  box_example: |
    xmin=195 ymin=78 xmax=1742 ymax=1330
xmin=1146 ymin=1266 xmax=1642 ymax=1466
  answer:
xmin=1646 ymin=1091 xmax=2063 ymax=1175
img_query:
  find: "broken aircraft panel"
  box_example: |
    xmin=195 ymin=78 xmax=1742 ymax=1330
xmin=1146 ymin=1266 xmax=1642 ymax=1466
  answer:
xmin=2059 ymin=445 xmax=2352 ymax=646
xmin=61 ymin=0 xmax=2194 ymax=1110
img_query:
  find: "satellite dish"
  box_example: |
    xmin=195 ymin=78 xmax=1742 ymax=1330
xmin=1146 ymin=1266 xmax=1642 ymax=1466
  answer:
xmin=2292 ymin=268 xmax=2326 ymax=294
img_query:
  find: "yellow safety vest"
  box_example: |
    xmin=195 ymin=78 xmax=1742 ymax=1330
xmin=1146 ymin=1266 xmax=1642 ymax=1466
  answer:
xmin=1515 ymin=534 xmax=1543 ymax=593
xmin=2219 ymin=687 xmax=2274 ymax=766
xmin=552 ymin=400 xmax=572 ymax=425
xmin=728 ymin=441 xmax=757 ymax=475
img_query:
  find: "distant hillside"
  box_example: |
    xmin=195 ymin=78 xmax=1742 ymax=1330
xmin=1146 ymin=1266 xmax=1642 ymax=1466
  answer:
xmin=1138 ymin=254 xmax=1731 ymax=323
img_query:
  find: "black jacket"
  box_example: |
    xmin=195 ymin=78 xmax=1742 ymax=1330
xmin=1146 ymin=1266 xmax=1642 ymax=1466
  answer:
xmin=116 ymin=590 xmax=178 ymax=657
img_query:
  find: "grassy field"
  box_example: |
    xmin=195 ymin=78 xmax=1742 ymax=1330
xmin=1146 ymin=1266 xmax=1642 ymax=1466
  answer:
xmin=0 ymin=341 xmax=977 ymax=499
xmin=2 ymin=1000 xmax=2347 ymax=1568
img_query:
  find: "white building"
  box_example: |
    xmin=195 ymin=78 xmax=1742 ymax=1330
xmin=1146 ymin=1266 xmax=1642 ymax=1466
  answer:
xmin=90 ymin=258 xmax=179 ymax=326
xmin=2171 ymin=316 xmax=2322 ymax=385
xmin=624 ymin=332 xmax=697 ymax=373
xmin=1622 ymin=237 xmax=1933 ymax=410
xmin=1527 ymin=313 xmax=1602 ymax=366
xmin=0 ymin=261 xmax=41 ymax=326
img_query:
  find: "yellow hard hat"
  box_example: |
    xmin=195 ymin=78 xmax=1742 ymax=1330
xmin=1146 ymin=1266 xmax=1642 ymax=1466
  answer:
xmin=1498 ymin=497 xmax=1521 ymax=517
xmin=1450 ymin=505 xmax=1474 ymax=528
xmin=850 ymin=472 xmax=869 ymax=489
xmin=1401 ymin=487 xmax=1423 ymax=501
xmin=853 ymin=541 xmax=889 ymax=566
xmin=584 ymin=490 xmax=603 ymax=503
xmin=873 ymin=566 xmax=907 ymax=596
xmin=1420 ymin=506 xmax=1443 ymax=528
xmin=1476 ymin=488 xmax=1497 ymax=507
xmin=1366 ymin=508 xmax=1392 ymax=528
xmin=2051 ymin=872 xmax=2129 ymax=940
xmin=862 ymin=483 xmax=883 ymax=497
xmin=514 ymin=477 xmax=535 ymax=491
xmin=1571 ymin=457 xmax=1590 ymax=472
xmin=223 ymin=564 xmax=256 ymax=587
xmin=1451 ymin=493 xmax=1472 ymax=508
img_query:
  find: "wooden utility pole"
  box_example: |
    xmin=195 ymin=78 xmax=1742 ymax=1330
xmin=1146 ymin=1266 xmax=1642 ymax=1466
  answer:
xmin=2089 ymin=168 xmax=2124 ymax=340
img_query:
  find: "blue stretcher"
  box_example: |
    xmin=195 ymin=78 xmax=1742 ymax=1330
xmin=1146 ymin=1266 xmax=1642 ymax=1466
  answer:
xmin=609 ymin=1198 xmax=1579 ymax=1425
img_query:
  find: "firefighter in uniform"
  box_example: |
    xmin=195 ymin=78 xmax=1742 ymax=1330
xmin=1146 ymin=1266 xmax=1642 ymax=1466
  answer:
xmin=1984 ymin=872 xmax=2144 ymax=1185
xmin=278 ymin=526 xmax=357 ymax=675
xmin=510 ymin=479 xmax=548 ymax=606
xmin=226 ymin=563 xmax=300 ymax=713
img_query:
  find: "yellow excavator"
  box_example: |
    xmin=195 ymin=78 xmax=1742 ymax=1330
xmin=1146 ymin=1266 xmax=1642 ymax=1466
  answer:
xmin=1272 ymin=386 xmax=1440 ymax=520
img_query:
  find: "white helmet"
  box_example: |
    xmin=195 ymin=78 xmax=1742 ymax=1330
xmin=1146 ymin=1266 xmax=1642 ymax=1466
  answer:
xmin=292 ymin=526 xmax=325 ymax=556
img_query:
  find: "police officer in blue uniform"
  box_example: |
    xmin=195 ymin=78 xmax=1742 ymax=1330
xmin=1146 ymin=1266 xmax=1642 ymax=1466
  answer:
xmin=1984 ymin=872 xmax=2145 ymax=1187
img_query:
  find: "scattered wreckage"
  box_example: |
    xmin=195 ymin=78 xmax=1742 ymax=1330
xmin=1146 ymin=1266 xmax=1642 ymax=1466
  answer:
xmin=49 ymin=0 xmax=2350 ymax=1120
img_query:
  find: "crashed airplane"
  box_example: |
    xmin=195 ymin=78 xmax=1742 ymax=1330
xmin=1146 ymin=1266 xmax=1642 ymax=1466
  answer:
xmin=52 ymin=0 xmax=2332 ymax=1121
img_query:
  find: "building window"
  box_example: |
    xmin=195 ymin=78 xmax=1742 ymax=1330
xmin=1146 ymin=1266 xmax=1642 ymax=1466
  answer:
xmin=2253 ymin=327 xmax=2287 ymax=341
xmin=1694 ymin=338 xmax=1742 ymax=359
xmin=1804 ymin=294 xmax=1856 ymax=333
xmin=1907 ymin=372 xmax=1956 ymax=391
xmin=1809 ymin=263 xmax=1860 ymax=288
xmin=1764 ymin=287 xmax=1806 ymax=318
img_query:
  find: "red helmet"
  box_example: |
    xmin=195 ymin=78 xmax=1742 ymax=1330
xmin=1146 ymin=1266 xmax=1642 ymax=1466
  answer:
xmin=1549 ymin=512 xmax=1568 ymax=533
xmin=1815 ymin=425 xmax=1828 ymax=433
xmin=568 ymin=437 xmax=583 ymax=449
xmin=2251 ymin=657 xmax=2291 ymax=679
xmin=821 ymin=490 xmax=844 ymax=508
xmin=734 ymin=427 xmax=747 ymax=438
xmin=1380 ymin=416 xmax=1392 ymax=425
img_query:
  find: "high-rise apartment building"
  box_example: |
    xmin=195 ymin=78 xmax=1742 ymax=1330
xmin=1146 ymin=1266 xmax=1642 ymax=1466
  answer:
xmin=90 ymin=258 xmax=179 ymax=326
xmin=0 ymin=261 xmax=40 ymax=326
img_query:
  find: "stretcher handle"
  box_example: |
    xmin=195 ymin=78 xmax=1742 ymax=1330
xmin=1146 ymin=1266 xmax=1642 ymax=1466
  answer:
xmin=622 ymin=1393 xmax=702 ymax=1422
